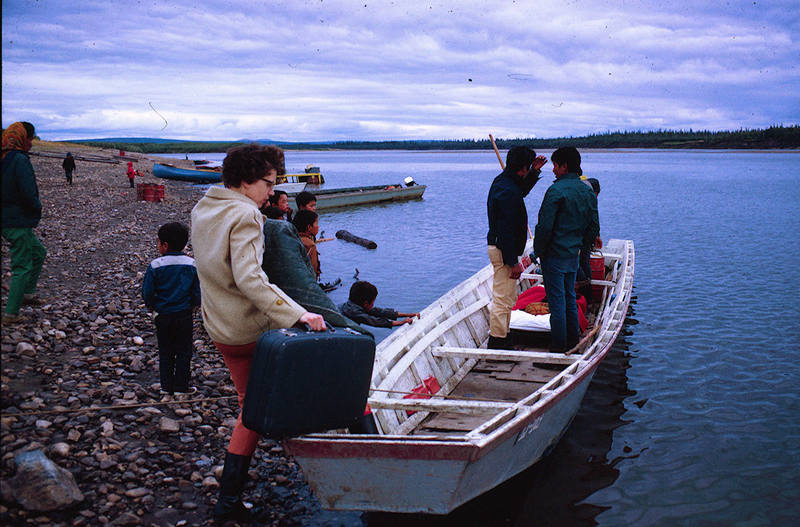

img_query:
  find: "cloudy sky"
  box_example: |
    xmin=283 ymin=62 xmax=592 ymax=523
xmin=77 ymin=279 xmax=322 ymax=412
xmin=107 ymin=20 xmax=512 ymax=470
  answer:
xmin=2 ymin=0 xmax=799 ymax=141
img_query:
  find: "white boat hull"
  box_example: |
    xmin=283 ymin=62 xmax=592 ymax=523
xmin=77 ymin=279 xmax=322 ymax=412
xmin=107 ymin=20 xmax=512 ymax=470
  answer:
xmin=294 ymin=367 xmax=596 ymax=513
xmin=286 ymin=238 xmax=634 ymax=514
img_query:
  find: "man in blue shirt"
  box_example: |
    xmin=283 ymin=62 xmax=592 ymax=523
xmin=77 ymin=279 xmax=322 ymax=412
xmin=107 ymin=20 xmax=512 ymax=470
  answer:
xmin=534 ymin=147 xmax=599 ymax=352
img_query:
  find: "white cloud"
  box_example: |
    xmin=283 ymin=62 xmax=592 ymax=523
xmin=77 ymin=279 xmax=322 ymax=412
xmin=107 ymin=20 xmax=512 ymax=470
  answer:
xmin=2 ymin=0 xmax=798 ymax=140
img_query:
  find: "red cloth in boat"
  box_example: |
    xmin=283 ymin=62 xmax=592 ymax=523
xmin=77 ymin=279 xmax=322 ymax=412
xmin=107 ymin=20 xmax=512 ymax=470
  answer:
xmin=513 ymin=286 xmax=588 ymax=332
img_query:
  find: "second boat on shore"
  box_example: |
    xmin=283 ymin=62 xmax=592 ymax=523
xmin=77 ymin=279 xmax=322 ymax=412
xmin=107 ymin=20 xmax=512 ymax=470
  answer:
xmin=153 ymin=162 xmax=324 ymax=184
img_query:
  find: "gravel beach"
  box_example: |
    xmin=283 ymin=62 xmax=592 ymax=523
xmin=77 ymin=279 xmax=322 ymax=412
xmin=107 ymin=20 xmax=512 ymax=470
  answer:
xmin=1 ymin=143 xmax=350 ymax=526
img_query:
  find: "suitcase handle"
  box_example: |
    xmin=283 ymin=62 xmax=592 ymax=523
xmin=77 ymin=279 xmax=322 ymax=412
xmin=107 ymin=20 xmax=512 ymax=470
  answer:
xmin=301 ymin=323 xmax=336 ymax=333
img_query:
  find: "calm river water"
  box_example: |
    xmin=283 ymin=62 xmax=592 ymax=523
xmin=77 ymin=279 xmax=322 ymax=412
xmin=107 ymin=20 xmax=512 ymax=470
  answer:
xmin=162 ymin=149 xmax=800 ymax=526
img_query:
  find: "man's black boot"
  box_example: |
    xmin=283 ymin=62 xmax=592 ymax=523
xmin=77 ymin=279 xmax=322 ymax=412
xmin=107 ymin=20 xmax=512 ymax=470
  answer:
xmin=213 ymin=452 xmax=253 ymax=522
xmin=487 ymin=335 xmax=508 ymax=350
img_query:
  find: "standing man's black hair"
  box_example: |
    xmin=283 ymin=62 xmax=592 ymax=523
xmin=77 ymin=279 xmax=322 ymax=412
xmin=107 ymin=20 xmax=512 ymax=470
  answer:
xmin=551 ymin=147 xmax=582 ymax=173
xmin=505 ymin=146 xmax=535 ymax=172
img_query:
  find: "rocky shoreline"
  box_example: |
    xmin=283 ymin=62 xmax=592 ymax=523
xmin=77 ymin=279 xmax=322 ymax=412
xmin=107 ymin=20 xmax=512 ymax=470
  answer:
xmin=0 ymin=145 xmax=363 ymax=526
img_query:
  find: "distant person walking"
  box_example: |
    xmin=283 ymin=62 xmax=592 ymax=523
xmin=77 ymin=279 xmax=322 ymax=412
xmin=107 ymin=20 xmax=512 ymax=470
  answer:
xmin=62 ymin=152 xmax=76 ymax=185
xmin=1 ymin=122 xmax=47 ymax=324
xmin=126 ymin=161 xmax=136 ymax=188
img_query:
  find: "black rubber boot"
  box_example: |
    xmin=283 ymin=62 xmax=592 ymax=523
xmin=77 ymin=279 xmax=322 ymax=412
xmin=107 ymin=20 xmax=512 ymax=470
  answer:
xmin=487 ymin=335 xmax=508 ymax=350
xmin=213 ymin=452 xmax=253 ymax=523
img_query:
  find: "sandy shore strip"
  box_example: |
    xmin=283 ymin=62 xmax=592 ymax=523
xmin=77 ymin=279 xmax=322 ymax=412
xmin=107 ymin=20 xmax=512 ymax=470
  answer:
xmin=1 ymin=143 xmax=344 ymax=526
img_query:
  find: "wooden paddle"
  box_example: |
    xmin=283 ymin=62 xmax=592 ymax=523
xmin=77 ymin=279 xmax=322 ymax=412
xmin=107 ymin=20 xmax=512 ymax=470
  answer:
xmin=489 ymin=134 xmax=505 ymax=169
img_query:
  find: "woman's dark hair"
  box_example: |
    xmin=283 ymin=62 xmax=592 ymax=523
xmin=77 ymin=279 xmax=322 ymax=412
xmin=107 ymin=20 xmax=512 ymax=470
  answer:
xmin=349 ymin=280 xmax=378 ymax=305
xmin=296 ymin=190 xmax=317 ymax=208
xmin=269 ymin=189 xmax=288 ymax=206
xmin=20 ymin=122 xmax=35 ymax=140
xmin=551 ymin=146 xmax=582 ymax=173
xmin=221 ymin=144 xmax=285 ymax=187
xmin=292 ymin=209 xmax=318 ymax=233
xmin=157 ymin=222 xmax=189 ymax=252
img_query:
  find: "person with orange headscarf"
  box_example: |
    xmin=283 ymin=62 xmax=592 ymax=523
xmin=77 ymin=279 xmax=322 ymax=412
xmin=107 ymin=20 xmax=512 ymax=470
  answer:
xmin=1 ymin=121 xmax=47 ymax=323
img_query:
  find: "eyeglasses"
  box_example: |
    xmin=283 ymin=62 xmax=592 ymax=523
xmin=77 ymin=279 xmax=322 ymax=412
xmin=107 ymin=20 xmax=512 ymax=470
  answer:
xmin=260 ymin=177 xmax=275 ymax=188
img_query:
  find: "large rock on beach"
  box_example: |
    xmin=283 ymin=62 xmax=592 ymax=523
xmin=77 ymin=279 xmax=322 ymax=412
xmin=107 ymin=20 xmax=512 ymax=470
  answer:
xmin=8 ymin=449 xmax=84 ymax=511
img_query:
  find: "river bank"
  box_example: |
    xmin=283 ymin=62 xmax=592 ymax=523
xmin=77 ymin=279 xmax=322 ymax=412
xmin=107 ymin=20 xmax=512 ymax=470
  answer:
xmin=0 ymin=144 xmax=341 ymax=526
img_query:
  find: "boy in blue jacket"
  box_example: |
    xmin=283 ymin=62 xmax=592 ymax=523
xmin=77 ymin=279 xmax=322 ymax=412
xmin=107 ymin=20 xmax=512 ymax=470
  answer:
xmin=142 ymin=222 xmax=201 ymax=396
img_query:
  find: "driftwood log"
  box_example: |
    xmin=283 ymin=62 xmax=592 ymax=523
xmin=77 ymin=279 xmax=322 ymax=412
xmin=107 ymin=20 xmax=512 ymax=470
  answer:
xmin=30 ymin=151 xmax=123 ymax=165
xmin=335 ymin=230 xmax=377 ymax=249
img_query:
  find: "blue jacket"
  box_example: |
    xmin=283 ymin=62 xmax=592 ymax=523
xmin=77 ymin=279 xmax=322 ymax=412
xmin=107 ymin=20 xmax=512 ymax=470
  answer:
xmin=2 ymin=150 xmax=42 ymax=228
xmin=487 ymin=167 xmax=540 ymax=266
xmin=534 ymin=173 xmax=600 ymax=260
xmin=339 ymin=300 xmax=398 ymax=328
xmin=142 ymin=252 xmax=201 ymax=314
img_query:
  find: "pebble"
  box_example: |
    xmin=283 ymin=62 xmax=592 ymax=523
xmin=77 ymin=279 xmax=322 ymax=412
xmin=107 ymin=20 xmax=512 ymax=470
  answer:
xmin=159 ymin=417 xmax=180 ymax=433
xmin=51 ymin=442 xmax=70 ymax=456
xmin=201 ymin=476 xmax=219 ymax=488
xmin=124 ymin=487 xmax=149 ymax=498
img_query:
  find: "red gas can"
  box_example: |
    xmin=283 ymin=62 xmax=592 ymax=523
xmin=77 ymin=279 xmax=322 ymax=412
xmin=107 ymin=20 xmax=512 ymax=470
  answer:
xmin=590 ymin=255 xmax=605 ymax=298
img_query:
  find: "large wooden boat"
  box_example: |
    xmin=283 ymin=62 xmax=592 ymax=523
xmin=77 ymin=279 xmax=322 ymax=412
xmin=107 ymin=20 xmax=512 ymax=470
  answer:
xmin=287 ymin=183 xmax=426 ymax=211
xmin=285 ymin=238 xmax=634 ymax=514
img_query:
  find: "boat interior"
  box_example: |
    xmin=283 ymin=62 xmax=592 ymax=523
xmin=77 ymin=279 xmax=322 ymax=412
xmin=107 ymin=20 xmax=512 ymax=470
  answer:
xmin=359 ymin=240 xmax=633 ymax=440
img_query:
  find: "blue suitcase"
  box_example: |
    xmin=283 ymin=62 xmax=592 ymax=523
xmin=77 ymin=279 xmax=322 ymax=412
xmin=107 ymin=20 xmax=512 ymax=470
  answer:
xmin=242 ymin=327 xmax=375 ymax=439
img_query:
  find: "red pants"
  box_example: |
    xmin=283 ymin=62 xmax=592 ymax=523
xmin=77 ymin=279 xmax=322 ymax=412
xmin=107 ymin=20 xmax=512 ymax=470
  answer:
xmin=214 ymin=341 xmax=260 ymax=456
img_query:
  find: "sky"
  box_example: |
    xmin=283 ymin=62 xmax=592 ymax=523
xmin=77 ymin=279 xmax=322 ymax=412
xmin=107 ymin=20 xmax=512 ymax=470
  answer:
xmin=2 ymin=0 xmax=799 ymax=142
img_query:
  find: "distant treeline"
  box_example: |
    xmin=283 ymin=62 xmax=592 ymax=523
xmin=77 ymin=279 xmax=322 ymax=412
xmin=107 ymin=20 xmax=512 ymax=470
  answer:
xmin=73 ymin=125 xmax=799 ymax=153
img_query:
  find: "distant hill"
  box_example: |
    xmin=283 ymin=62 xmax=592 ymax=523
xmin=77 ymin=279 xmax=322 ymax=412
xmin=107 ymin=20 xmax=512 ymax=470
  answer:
xmin=62 ymin=125 xmax=799 ymax=153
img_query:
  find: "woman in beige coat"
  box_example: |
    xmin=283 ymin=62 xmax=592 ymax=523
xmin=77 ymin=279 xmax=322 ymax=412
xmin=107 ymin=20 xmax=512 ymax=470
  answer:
xmin=190 ymin=144 xmax=325 ymax=522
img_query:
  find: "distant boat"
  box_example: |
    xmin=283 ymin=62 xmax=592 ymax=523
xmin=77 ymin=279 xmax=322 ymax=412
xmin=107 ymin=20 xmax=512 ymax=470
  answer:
xmin=285 ymin=239 xmax=635 ymax=514
xmin=153 ymin=162 xmax=221 ymax=183
xmin=278 ymin=164 xmax=324 ymax=185
xmin=153 ymin=161 xmax=324 ymax=185
xmin=153 ymin=163 xmax=305 ymax=194
xmin=287 ymin=183 xmax=425 ymax=211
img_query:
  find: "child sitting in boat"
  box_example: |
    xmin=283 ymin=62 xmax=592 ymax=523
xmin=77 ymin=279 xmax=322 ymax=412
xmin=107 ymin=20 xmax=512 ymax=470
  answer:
xmin=340 ymin=281 xmax=419 ymax=328
xmin=292 ymin=209 xmax=321 ymax=279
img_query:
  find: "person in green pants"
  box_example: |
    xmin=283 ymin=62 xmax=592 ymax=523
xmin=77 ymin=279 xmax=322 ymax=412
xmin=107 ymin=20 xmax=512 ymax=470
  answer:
xmin=2 ymin=121 xmax=46 ymax=323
